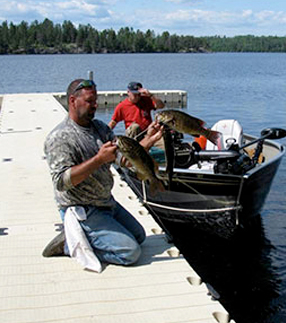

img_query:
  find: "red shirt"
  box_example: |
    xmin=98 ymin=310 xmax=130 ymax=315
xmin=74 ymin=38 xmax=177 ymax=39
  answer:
xmin=111 ymin=97 xmax=155 ymax=131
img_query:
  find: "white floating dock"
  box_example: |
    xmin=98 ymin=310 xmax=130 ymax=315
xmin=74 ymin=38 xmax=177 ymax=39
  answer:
xmin=54 ymin=89 xmax=187 ymax=109
xmin=0 ymin=93 xmax=234 ymax=323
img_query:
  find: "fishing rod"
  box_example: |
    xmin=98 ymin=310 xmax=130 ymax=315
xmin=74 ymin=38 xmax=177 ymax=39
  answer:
xmin=134 ymin=127 xmax=149 ymax=141
xmin=133 ymin=122 xmax=167 ymax=141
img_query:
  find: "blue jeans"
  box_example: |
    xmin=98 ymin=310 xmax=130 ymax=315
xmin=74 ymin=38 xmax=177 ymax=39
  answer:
xmin=60 ymin=202 xmax=146 ymax=266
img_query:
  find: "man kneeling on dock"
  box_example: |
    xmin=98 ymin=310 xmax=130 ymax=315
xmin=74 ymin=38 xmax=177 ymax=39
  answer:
xmin=42 ymin=78 xmax=163 ymax=272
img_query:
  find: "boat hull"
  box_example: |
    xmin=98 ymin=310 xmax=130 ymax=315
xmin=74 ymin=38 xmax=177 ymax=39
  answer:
xmin=117 ymin=137 xmax=285 ymax=239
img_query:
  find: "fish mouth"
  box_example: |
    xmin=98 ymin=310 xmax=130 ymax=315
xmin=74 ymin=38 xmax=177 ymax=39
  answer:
xmin=155 ymin=112 xmax=172 ymax=127
xmin=155 ymin=113 xmax=163 ymax=122
xmin=156 ymin=118 xmax=171 ymax=129
xmin=116 ymin=137 xmax=131 ymax=151
xmin=115 ymin=140 xmax=123 ymax=150
xmin=155 ymin=115 xmax=165 ymax=126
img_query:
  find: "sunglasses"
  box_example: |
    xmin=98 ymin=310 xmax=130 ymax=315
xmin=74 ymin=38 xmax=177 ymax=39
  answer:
xmin=73 ymin=80 xmax=96 ymax=93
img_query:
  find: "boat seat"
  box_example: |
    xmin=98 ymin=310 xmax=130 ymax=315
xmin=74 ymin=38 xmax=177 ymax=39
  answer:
xmin=206 ymin=119 xmax=243 ymax=150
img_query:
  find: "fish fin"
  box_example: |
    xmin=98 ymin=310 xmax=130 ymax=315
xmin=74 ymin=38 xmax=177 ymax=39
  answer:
xmin=197 ymin=119 xmax=206 ymax=126
xmin=206 ymin=130 xmax=222 ymax=146
xmin=190 ymin=115 xmax=205 ymax=126
xmin=153 ymin=160 xmax=159 ymax=173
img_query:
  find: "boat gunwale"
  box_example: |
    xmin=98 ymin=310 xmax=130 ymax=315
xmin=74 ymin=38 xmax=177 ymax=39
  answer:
xmin=158 ymin=133 xmax=285 ymax=179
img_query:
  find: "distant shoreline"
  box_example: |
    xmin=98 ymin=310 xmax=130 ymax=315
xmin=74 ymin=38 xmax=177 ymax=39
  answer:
xmin=2 ymin=48 xmax=286 ymax=55
xmin=1 ymin=19 xmax=286 ymax=55
xmin=0 ymin=47 xmax=210 ymax=55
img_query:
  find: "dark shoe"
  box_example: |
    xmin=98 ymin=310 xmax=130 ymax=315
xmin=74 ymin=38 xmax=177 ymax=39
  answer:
xmin=42 ymin=230 xmax=65 ymax=257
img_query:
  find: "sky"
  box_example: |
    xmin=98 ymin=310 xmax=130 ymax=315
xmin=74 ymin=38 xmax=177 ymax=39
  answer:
xmin=1 ymin=0 xmax=286 ymax=37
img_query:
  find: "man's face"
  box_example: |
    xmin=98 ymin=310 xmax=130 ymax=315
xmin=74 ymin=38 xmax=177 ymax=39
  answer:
xmin=127 ymin=90 xmax=141 ymax=104
xmin=70 ymin=88 xmax=98 ymax=126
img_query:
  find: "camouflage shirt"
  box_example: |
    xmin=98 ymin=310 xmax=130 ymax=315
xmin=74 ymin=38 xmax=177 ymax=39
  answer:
xmin=44 ymin=116 xmax=116 ymax=209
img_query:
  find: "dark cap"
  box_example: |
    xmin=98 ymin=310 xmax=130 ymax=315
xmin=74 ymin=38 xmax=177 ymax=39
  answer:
xmin=127 ymin=82 xmax=143 ymax=93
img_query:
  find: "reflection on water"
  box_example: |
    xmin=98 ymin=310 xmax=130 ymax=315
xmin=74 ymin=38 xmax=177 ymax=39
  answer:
xmin=162 ymin=216 xmax=282 ymax=323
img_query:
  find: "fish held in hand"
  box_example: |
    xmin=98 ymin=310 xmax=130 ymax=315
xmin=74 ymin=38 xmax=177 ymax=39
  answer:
xmin=156 ymin=109 xmax=221 ymax=146
xmin=116 ymin=136 xmax=165 ymax=195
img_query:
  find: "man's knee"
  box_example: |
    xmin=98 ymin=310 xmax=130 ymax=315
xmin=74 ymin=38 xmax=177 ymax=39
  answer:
xmin=121 ymin=241 xmax=142 ymax=265
xmin=110 ymin=235 xmax=142 ymax=265
xmin=87 ymin=229 xmax=142 ymax=266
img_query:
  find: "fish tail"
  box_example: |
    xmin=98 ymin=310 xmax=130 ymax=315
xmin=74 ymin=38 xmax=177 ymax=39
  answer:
xmin=149 ymin=178 xmax=165 ymax=196
xmin=206 ymin=129 xmax=222 ymax=146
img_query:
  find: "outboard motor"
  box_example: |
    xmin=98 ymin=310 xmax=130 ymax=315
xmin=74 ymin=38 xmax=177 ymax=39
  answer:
xmin=206 ymin=119 xmax=244 ymax=150
xmin=205 ymin=119 xmax=253 ymax=174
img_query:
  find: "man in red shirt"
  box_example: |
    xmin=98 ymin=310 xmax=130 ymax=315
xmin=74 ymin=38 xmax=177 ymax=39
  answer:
xmin=108 ymin=82 xmax=165 ymax=140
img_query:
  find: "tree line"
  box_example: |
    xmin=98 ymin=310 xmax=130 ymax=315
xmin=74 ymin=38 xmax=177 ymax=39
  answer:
xmin=1 ymin=18 xmax=286 ymax=54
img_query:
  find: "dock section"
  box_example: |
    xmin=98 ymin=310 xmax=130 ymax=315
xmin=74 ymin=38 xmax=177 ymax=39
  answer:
xmin=0 ymin=93 xmax=233 ymax=323
xmin=54 ymin=89 xmax=187 ymax=109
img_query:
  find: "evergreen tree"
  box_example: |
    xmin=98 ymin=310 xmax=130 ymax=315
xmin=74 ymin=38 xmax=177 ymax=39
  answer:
xmin=0 ymin=18 xmax=286 ymax=54
xmin=0 ymin=21 xmax=9 ymax=53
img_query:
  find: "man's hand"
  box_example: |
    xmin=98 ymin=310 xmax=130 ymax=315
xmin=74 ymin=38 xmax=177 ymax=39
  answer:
xmin=70 ymin=141 xmax=117 ymax=187
xmin=146 ymin=121 xmax=164 ymax=141
xmin=138 ymin=88 xmax=165 ymax=109
xmin=96 ymin=141 xmax=117 ymax=165
xmin=138 ymin=87 xmax=151 ymax=97
xmin=108 ymin=119 xmax=117 ymax=129
xmin=140 ymin=121 xmax=164 ymax=150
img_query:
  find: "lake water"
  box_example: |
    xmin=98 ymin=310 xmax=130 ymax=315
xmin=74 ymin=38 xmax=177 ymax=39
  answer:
xmin=1 ymin=53 xmax=286 ymax=323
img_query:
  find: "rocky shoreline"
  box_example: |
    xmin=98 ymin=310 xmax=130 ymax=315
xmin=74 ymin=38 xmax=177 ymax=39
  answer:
xmin=4 ymin=46 xmax=210 ymax=55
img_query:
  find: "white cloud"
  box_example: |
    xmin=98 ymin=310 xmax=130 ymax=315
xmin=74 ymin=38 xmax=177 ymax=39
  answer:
xmin=152 ymin=8 xmax=286 ymax=35
xmin=165 ymin=9 xmax=235 ymax=25
xmin=1 ymin=0 xmax=286 ymax=36
xmin=16 ymin=3 xmax=29 ymax=12
xmin=242 ymin=10 xmax=253 ymax=18
xmin=255 ymin=10 xmax=285 ymax=23
xmin=1 ymin=0 xmax=112 ymax=22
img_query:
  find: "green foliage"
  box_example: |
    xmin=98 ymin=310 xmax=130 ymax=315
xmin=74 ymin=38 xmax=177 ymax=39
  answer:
xmin=205 ymin=35 xmax=286 ymax=52
xmin=0 ymin=19 xmax=286 ymax=54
